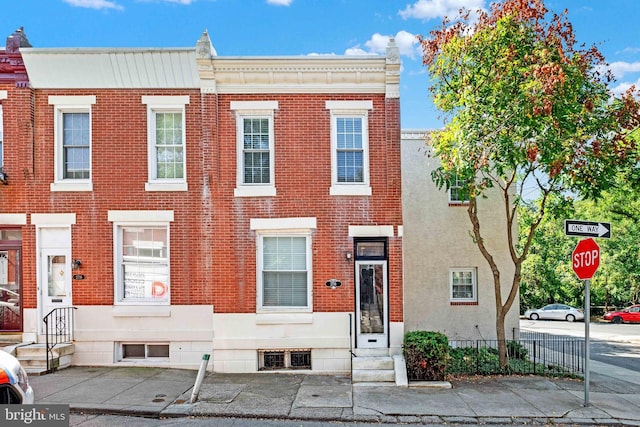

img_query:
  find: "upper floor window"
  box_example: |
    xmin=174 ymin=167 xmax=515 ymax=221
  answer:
xmin=142 ymin=96 xmax=190 ymax=192
xmin=231 ymin=101 xmax=278 ymax=197
xmin=326 ymin=101 xmax=373 ymax=196
xmin=108 ymin=210 xmax=174 ymax=306
xmin=450 ymin=268 xmax=477 ymax=303
xmin=449 ymin=175 xmax=470 ymax=204
xmin=49 ymin=95 xmax=96 ymax=192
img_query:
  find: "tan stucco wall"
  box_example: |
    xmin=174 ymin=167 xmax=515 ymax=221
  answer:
xmin=401 ymin=130 xmax=519 ymax=341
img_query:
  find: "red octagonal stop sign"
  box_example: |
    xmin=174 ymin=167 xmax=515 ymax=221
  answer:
xmin=572 ymin=238 xmax=600 ymax=280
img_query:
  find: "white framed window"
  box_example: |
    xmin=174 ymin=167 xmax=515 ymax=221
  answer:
xmin=449 ymin=175 xmax=470 ymax=204
xmin=449 ymin=268 xmax=477 ymax=302
xmin=143 ymin=96 xmax=190 ymax=192
xmin=49 ymin=95 xmax=96 ymax=192
xmin=326 ymin=100 xmax=373 ymax=196
xmin=109 ymin=210 xmax=174 ymax=306
xmin=231 ymin=101 xmax=278 ymax=197
xmin=251 ymin=217 xmax=315 ymax=312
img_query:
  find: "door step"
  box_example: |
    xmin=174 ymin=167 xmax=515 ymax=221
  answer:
xmin=14 ymin=343 xmax=75 ymax=375
xmin=352 ymin=348 xmax=397 ymax=385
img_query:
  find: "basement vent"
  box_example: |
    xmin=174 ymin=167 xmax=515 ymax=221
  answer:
xmin=258 ymin=349 xmax=311 ymax=371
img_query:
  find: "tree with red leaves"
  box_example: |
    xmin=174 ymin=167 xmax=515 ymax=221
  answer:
xmin=421 ymin=0 xmax=640 ymax=368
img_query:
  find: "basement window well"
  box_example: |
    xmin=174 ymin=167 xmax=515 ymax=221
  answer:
xmin=118 ymin=343 xmax=169 ymax=361
xmin=258 ymin=349 xmax=311 ymax=371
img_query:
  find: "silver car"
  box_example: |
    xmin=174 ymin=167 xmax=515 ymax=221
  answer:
xmin=524 ymin=304 xmax=584 ymax=322
xmin=0 ymin=350 xmax=34 ymax=404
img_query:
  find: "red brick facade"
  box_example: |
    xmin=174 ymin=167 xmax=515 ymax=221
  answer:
xmin=1 ymin=30 xmax=403 ymax=370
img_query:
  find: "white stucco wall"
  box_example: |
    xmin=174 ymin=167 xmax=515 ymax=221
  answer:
xmin=401 ymin=130 xmax=520 ymax=341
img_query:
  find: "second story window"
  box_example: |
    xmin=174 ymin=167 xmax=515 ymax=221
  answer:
xmin=449 ymin=175 xmax=470 ymax=204
xmin=62 ymin=112 xmax=90 ymax=179
xmin=326 ymin=100 xmax=373 ymax=196
xmin=143 ymin=96 xmax=190 ymax=192
xmin=231 ymin=101 xmax=278 ymax=197
xmin=49 ymin=95 xmax=96 ymax=192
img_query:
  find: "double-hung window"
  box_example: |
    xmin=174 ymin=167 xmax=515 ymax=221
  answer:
xmin=109 ymin=210 xmax=174 ymax=305
xmin=231 ymin=101 xmax=278 ymax=197
xmin=450 ymin=268 xmax=477 ymax=303
xmin=49 ymin=95 xmax=96 ymax=192
xmin=449 ymin=175 xmax=470 ymax=204
xmin=251 ymin=217 xmax=316 ymax=311
xmin=143 ymin=96 xmax=189 ymax=192
xmin=326 ymin=101 xmax=373 ymax=196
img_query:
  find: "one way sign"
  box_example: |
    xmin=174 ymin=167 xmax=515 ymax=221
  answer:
xmin=564 ymin=220 xmax=611 ymax=239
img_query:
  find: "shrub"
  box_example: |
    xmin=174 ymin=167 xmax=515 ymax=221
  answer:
xmin=403 ymin=331 xmax=449 ymax=381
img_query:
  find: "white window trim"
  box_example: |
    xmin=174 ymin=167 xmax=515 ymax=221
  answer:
xmin=109 ymin=210 xmax=174 ymax=306
xmin=231 ymin=101 xmax=278 ymax=197
xmin=325 ymin=101 xmax=373 ymax=196
xmin=142 ymin=96 xmax=190 ymax=192
xmin=448 ymin=175 xmax=470 ymax=204
xmin=49 ymin=95 xmax=96 ymax=192
xmin=251 ymin=217 xmax=316 ymax=313
xmin=449 ymin=267 xmax=478 ymax=303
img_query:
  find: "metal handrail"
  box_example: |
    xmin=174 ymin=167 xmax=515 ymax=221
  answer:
xmin=43 ymin=306 xmax=77 ymax=374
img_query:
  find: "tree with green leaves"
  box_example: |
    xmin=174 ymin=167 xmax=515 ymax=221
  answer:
xmin=420 ymin=0 xmax=640 ymax=367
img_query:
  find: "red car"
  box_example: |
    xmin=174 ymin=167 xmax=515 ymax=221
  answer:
xmin=603 ymin=305 xmax=640 ymax=324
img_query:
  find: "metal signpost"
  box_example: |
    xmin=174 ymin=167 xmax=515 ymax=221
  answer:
xmin=565 ymin=220 xmax=610 ymax=407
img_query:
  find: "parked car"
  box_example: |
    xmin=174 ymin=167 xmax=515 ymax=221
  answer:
xmin=0 ymin=350 xmax=34 ymax=404
xmin=524 ymin=304 xmax=584 ymax=322
xmin=603 ymin=305 xmax=640 ymax=324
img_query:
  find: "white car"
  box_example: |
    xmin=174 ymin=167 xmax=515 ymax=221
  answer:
xmin=524 ymin=304 xmax=584 ymax=322
xmin=0 ymin=350 xmax=34 ymax=404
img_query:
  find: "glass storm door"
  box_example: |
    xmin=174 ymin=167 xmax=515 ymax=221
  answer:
xmin=39 ymin=249 xmax=72 ymax=334
xmin=355 ymin=261 xmax=388 ymax=348
xmin=0 ymin=248 xmax=22 ymax=332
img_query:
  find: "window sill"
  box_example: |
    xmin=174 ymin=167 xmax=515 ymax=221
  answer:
xmin=112 ymin=305 xmax=171 ymax=317
xmin=450 ymin=301 xmax=478 ymax=306
xmin=448 ymin=201 xmax=470 ymax=207
xmin=50 ymin=182 xmax=93 ymax=192
xmin=145 ymin=182 xmax=188 ymax=192
xmin=255 ymin=313 xmax=313 ymax=324
xmin=235 ymin=185 xmax=276 ymax=197
xmin=330 ymin=185 xmax=371 ymax=196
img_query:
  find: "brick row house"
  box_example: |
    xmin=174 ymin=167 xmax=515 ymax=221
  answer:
xmin=0 ymin=29 xmax=403 ymax=374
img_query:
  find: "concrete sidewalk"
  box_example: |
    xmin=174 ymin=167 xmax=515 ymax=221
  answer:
xmin=30 ymin=362 xmax=640 ymax=426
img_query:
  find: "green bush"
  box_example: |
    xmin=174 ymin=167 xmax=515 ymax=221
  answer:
xmin=403 ymin=331 xmax=449 ymax=381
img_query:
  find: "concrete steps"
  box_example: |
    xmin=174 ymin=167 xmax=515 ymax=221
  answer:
xmin=14 ymin=343 xmax=75 ymax=375
xmin=352 ymin=348 xmax=396 ymax=385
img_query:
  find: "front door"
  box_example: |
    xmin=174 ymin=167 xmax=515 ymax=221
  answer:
xmin=0 ymin=247 xmax=22 ymax=332
xmin=355 ymin=261 xmax=388 ymax=348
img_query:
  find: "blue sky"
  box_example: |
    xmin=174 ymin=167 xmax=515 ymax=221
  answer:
xmin=2 ymin=0 xmax=640 ymax=130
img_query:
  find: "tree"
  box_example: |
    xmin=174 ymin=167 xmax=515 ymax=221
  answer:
xmin=420 ymin=0 xmax=640 ymax=367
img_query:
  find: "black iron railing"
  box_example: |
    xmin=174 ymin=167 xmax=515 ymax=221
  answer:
xmin=446 ymin=335 xmax=584 ymax=376
xmin=43 ymin=306 xmax=77 ymax=373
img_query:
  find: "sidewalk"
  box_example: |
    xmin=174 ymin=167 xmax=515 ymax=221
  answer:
xmin=29 ymin=360 xmax=640 ymax=426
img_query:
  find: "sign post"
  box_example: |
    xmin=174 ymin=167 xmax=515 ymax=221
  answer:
xmin=571 ymin=236 xmax=601 ymax=407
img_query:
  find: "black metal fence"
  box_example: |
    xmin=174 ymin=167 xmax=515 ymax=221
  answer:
xmin=447 ymin=332 xmax=584 ymax=376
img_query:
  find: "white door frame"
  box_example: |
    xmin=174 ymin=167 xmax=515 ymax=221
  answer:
xmin=355 ymin=260 xmax=388 ymax=348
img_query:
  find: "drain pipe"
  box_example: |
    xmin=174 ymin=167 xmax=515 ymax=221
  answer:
xmin=190 ymin=353 xmax=211 ymax=404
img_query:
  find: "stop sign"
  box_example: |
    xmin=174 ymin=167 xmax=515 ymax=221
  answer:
xmin=572 ymin=238 xmax=600 ymax=280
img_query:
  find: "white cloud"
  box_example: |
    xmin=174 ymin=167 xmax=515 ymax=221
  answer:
xmin=267 ymin=0 xmax=293 ymax=5
xmin=607 ymin=61 xmax=640 ymax=80
xmin=64 ymin=0 xmax=124 ymax=10
xmin=610 ymin=78 xmax=640 ymax=96
xmin=347 ymin=31 xmax=420 ymax=59
xmin=398 ymin=0 xmax=484 ymax=20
